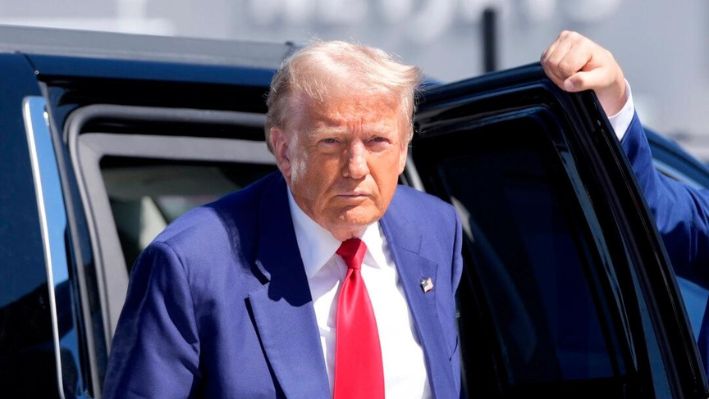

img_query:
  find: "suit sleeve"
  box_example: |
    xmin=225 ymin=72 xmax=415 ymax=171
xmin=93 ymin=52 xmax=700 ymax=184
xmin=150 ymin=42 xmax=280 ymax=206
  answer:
xmin=103 ymin=241 xmax=201 ymax=398
xmin=620 ymin=112 xmax=709 ymax=287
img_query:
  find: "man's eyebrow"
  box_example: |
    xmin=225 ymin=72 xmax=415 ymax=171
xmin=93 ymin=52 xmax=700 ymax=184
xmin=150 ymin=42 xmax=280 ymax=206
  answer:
xmin=306 ymin=117 xmax=396 ymax=135
xmin=308 ymin=125 xmax=348 ymax=135
xmin=309 ymin=125 xmax=393 ymax=137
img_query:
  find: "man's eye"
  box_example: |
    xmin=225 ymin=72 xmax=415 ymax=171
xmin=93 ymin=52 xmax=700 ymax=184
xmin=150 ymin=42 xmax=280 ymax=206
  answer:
xmin=320 ymin=138 xmax=340 ymax=145
xmin=369 ymin=136 xmax=389 ymax=144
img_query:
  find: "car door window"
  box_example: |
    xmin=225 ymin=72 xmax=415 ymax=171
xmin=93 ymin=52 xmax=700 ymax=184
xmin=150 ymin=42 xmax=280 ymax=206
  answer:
xmin=412 ymin=67 xmax=709 ymax=397
xmin=416 ymin=113 xmax=632 ymax=396
xmin=100 ymin=157 xmax=275 ymax=269
xmin=442 ymin=132 xmax=617 ymax=382
xmin=66 ymin=104 xmax=277 ymax=348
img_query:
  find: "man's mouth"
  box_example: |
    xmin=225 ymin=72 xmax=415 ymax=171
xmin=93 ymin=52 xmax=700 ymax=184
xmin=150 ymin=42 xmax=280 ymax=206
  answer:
xmin=336 ymin=192 xmax=369 ymax=200
xmin=338 ymin=190 xmax=368 ymax=196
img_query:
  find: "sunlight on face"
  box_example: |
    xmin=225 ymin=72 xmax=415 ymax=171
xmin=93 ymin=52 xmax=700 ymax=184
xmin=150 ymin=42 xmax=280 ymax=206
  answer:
xmin=275 ymin=92 xmax=409 ymax=241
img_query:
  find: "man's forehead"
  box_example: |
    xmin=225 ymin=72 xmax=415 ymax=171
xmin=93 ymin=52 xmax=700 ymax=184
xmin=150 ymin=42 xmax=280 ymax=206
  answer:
xmin=294 ymin=91 xmax=401 ymax=119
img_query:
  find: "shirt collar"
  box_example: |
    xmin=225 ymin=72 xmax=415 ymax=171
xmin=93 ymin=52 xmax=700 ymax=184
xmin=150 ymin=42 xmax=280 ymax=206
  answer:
xmin=287 ymin=189 xmax=386 ymax=279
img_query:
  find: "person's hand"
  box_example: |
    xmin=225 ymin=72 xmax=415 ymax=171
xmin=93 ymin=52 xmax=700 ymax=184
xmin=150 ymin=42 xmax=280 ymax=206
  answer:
xmin=541 ymin=30 xmax=627 ymax=116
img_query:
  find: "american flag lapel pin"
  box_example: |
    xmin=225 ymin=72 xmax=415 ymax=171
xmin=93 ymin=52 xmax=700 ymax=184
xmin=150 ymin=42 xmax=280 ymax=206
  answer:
xmin=420 ymin=277 xmax=434 ymax=293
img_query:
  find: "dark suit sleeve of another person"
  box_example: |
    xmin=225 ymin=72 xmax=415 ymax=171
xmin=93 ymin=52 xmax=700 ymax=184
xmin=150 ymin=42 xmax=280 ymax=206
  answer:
xmin=103 ymin=241 xmax=201 ymax=398
xmin=620 ymin=112 xmax=709 ymax=287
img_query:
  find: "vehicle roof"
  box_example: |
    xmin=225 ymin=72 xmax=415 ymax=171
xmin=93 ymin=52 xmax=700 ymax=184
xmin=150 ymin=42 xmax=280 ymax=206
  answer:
xmin=0 ymin=24 xmax=295 ymax=69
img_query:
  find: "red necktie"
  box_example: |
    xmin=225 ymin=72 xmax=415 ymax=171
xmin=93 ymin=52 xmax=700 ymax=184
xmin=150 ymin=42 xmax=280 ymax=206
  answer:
xmin=333 ymin=238 xmax=385 ymax=399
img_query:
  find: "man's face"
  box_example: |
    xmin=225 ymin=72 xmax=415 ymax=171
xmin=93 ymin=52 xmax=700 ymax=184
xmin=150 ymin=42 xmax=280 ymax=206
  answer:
xmin=271 ymin=92 xmax=409 ymax=241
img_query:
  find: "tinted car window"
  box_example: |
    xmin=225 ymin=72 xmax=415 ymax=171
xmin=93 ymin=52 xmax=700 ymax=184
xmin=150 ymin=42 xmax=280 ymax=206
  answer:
xmin=438 ymin=123 xmax=623 ymax=384
xmin=412 ymin=105 xmax=645 ymax=395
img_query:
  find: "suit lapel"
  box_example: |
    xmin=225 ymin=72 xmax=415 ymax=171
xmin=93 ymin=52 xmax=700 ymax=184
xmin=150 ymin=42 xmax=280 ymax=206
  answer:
xmin=380 ymin=193 xmax=456 ymax=399
xmin=247 ymin=175 xmax=330 ymax=398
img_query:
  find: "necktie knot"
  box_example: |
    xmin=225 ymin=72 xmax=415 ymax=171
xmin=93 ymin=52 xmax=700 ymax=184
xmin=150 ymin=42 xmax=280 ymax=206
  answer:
xmin=336 ymin=238 xmax=367 ymax=271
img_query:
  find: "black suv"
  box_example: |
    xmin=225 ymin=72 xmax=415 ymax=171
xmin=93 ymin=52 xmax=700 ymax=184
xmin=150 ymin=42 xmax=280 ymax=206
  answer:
xmin=1 ymin=25 xmax=707 ymax=398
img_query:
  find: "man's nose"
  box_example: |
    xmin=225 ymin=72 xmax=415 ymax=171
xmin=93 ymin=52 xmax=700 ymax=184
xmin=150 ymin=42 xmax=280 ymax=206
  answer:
xmin=343 ymin=142 xmax=369 ymax=179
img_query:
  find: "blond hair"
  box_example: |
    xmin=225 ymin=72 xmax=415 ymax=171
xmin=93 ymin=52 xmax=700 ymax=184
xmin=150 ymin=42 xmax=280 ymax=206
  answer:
xmin=265 ymin=40 xmax=421 ymax=151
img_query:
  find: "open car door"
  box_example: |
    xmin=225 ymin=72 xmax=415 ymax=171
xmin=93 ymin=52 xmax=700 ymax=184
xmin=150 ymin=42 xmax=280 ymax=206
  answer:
xmin=410 ymin=64 xmax=707 ymax=398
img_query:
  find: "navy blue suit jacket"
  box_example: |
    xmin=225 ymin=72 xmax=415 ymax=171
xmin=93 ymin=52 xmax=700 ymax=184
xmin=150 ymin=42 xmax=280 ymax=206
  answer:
xmin=103 ymin=172 xmax=463 ymax=398
xmin=621 ymin=113 xmax=709 ymax=372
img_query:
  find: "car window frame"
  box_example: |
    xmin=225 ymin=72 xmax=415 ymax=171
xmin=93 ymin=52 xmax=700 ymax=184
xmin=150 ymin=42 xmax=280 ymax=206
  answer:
xmin=23 ymin=95 xmax=89 ymax=398
xmin=64 ymin=104 xmax=275 ymax=344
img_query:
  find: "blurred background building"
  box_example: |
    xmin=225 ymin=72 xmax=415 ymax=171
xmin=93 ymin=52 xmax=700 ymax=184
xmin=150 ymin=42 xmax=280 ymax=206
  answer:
xmin=1 ymin=0 xmax=706 ymax=159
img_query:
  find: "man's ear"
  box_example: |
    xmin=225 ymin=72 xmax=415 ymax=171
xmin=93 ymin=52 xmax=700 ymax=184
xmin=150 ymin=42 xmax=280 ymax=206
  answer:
xmin=270 ymin=127 xmax=292 ymax=180
xmin=398 ymin=130 xmax=411 ymax=174
xmin=398 ymin=144 xmax=408 ymax=174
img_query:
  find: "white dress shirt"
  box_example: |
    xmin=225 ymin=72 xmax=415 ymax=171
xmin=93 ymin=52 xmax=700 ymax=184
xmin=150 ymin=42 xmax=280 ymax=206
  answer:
xmin=608 ymin=81 xmax=635 ymax=140
xmin=287 ymin=190 xmax=432 ymax=398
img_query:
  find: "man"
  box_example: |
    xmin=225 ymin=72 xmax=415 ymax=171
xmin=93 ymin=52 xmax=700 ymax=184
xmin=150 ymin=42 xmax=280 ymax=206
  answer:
xmin=545 ymin=31 xmax=709 ymax=374
xmin=104 ymin=33 xmax=636 ymax=398
xmin=104 ymin=41 xmax=463 ymax=398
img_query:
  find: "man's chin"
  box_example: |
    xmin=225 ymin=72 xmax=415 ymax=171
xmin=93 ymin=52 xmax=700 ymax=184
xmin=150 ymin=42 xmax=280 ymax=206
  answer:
xmin=338 ymin=207 xmax=382 ymax=226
